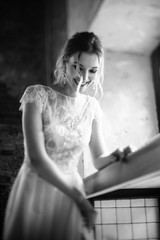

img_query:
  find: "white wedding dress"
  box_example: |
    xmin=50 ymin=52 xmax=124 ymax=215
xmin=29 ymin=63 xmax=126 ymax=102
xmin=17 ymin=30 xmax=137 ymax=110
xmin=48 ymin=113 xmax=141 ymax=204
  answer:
xmin=3 ymin=84 xmax=102 ymax=240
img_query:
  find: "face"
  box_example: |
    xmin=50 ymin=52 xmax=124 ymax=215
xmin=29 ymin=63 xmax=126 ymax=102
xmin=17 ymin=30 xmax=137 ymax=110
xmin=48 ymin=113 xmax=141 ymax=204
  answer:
xmin=66 ymin=52 xmax=100 ymax=93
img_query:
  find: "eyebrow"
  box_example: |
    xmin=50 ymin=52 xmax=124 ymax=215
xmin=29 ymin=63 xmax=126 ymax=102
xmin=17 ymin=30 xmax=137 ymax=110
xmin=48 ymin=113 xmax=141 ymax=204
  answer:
xmin=73 ymin=62 xmax=98 ymax=69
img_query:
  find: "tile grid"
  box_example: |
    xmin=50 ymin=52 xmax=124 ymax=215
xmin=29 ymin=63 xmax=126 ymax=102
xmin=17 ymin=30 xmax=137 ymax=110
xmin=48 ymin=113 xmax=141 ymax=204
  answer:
xmin=94 ymin=198 xmax=159 ymax=240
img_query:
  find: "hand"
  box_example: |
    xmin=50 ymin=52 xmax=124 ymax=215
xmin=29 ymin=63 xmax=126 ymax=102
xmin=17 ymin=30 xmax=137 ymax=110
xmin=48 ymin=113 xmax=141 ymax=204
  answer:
xmin=112 ymin=146 xmax=133 ymax=162
xmin=79 ymin=197 xmax=97 ymax=230
xmin=72 ymin=188 xmax=97 ymax=229
xmin=111 ymin=148 xmax=126 ymax=162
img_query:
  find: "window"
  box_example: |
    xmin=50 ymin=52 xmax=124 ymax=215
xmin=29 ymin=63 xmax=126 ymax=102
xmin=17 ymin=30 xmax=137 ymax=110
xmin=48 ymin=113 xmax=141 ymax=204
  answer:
xmin=90 ymin=189 xmax=160 ymax=240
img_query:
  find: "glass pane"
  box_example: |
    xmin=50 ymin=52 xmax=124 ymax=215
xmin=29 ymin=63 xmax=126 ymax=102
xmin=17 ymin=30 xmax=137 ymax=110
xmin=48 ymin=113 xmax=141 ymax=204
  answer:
xmin=95 ymin=208 xmax=101 ymax=224
xmin=133 ymin=223 xmax=147 ymax=239
xmin=118 ymin=224 xmax=132 ymax=240
xmin=102 ymin=208 xmax=116 ymax=223
xmin=131 ymin=199 xmax=144 ymax=206
xmin=147 ymin=222 xmax=159 ymax=238
xmin=131 ymin=207 xmax=146 ymax=223
xmin=117 ymin=208 xmax=131 ymax=223
xmin=116 ymin=199 xmax=130 ymax=207
xmin=102 ymin=224 xmax=117 ymax=240
xmin=101 ymin=200 xmax=116 ymax=208
xmin=95 ymin=225 xmax=102 ymax=240
xmin=94 ymin=201 xmax=100 ymax=208
xmin=145 ymin=198 xmax=158 ymax=207
xmin=146 ymin=207 xmax=159 ymax=222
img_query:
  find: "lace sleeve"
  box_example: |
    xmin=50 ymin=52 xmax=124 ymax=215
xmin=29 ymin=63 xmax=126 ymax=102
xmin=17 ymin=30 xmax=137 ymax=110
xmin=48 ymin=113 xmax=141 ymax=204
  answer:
xmin=93 ymin=98 xmax=104 ymax=122
xmin=19 ymin=85 xmax=47 ymax=113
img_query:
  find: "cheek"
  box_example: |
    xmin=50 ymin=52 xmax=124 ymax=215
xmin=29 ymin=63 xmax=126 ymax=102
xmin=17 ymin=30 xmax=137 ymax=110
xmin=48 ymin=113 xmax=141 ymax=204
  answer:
xmin=89 ymin=73 xmax=98 ymax=81
xmin=66 ymin=66 xmax=71 ymax=76
xmin=66 ymin=66 xmax=77 ymax=78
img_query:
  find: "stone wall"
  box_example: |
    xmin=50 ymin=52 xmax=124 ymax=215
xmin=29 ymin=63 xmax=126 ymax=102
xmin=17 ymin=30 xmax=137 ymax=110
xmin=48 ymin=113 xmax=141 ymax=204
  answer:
xmin=0 ymin=1 xmax=46 ymax=98
xmin=0 ymin=0 xmax=46 ymax=237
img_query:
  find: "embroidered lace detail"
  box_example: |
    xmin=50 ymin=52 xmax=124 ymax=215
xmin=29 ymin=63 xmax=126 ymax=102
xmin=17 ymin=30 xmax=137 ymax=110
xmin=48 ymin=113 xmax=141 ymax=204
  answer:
xmin=92 ymin=97 xmax=104 ymax=122
xmin=20 ymin=84 xmax=103 ymax=174
xmin=19 ymin=85 xmax=50 ymax=113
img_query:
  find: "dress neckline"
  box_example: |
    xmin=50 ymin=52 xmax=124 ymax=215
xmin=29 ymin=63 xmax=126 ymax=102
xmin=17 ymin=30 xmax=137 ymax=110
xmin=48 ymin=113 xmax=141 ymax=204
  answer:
xmin=48 ymin=85 xmax=81 ymax=100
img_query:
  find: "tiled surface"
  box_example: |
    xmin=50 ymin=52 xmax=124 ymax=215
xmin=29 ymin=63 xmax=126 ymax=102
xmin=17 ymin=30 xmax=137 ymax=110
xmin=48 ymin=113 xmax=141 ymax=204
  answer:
xmin=94 ymin=198 xmax=159 ymax=240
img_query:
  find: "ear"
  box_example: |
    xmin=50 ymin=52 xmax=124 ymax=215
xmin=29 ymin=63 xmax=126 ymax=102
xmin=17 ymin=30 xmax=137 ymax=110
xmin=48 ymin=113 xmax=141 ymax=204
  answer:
xmin=63 ymin=55 xmax=69 ymax=64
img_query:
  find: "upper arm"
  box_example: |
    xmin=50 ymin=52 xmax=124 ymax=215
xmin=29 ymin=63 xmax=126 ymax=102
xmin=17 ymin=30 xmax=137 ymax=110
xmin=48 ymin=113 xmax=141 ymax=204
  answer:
xmin=89 ymin=117 xmax=107 ymax=164
xmin=22 ymin=101 xmax=46 ymax=164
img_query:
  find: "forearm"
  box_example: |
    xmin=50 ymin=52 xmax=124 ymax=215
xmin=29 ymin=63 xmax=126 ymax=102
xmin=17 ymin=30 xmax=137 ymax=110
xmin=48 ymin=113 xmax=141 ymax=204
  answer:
xmin=30 ymin=152 xmax=80 ymax=202
xmin=93 ymin=147 xmax=131 ymax=170
xmin=93 ymin=153 xmax=117 ymax=170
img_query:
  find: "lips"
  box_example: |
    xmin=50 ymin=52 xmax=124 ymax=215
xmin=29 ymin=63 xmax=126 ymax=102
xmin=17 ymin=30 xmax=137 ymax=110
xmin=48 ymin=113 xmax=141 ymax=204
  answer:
xmin=73 ymin=78 xmax=89 ymax=87
xmin=73 ymin=78 xmax=79 ymax=85
xmin=73 ymin=78 xmax=85 ymax=87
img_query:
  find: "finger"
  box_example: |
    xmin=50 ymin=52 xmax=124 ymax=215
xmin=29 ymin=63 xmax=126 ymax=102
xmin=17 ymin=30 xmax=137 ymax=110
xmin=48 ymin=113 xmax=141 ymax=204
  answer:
xmin=123 ymin=146 xmax=132 ymax=155
xmin=122 ymin=146 xmax=133 ymax=162
xmin=76 ymin=76 xmax=83 ymax=93
xmin=112 ymin=149 xmax=124 ymax=161
xmin=74 ymin=66 xmax=83 ymax=93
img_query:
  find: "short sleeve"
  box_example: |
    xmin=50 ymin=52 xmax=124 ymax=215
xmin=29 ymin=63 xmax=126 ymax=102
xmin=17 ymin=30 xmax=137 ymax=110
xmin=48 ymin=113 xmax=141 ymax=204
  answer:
xmin=92 ymin=97 xmax=104 ymax=122
xmin=19 ymin=85 xmax=47 ymax=113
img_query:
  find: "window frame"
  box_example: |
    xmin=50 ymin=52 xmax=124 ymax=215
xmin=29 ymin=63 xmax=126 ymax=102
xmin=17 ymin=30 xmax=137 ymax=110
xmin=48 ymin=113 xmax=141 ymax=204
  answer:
xmin=89 ymin=188 xmax=160 ymax=240
xmin=151 ymin=44 xmax=160 ymax=131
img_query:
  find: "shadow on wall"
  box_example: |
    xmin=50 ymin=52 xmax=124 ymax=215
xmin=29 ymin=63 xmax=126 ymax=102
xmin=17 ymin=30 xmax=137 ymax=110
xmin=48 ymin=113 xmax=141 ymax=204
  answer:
xmin=0 ymin=0 xmax=46 ymax=99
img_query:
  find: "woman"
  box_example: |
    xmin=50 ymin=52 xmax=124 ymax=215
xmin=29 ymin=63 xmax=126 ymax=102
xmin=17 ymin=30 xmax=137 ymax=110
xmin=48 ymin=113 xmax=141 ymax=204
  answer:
xmin=3 ymin=32 xmax=127 ymax=240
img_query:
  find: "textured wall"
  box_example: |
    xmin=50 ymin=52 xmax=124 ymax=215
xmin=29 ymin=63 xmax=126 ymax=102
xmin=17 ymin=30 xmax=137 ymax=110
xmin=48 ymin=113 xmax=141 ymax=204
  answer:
xmin=45 ymin=0 xmax=68 ymax=85
xmin=0 ymin=1 xmax=46 ymax=99
xmin=0 ymin=1 xmax=46 ymax=237
xmin=84 ymin=51 xmax=159 ymax=177
xmin=67 ymin=0 xmax=103 ymax=37
xmin=102 ymin=51 xmax=158 ymax=150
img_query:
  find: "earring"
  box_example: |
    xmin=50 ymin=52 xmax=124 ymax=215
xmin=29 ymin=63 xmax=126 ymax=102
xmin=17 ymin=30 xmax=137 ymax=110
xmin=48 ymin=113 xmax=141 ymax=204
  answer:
xmin=92 ymin=81 xmax=96 ymax=90
xmin=63 ymin=73 xmax=67 ymax=85
xmin=60 ymin=71 xmax=67 ymax=85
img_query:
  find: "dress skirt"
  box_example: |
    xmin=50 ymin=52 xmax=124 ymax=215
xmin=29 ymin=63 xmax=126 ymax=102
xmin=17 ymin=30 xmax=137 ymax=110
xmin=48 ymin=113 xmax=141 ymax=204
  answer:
xmin=3 ymin=161 xmax=94 ymax=240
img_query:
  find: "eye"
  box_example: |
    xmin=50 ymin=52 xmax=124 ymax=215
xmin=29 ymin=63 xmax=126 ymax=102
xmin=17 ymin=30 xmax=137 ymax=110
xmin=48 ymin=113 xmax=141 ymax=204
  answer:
xmin=79 ymin=66 xmax=84 ymax=72
xmin=72 ymin=64 xmax=77 ymax=70
xmin=89 ymin=69 xmax=97 ymax=74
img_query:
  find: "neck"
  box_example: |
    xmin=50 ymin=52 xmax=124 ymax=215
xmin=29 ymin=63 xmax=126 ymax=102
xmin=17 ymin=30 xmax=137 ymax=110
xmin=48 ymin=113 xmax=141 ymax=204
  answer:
xmin=52 ymin=83 xmax=79 ymax=98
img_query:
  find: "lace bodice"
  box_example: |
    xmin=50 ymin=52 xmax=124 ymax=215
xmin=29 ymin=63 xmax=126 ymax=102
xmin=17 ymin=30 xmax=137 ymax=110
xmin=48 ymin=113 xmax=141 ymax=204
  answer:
xmin=20 ymin=84 xmax=102 ymax=174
